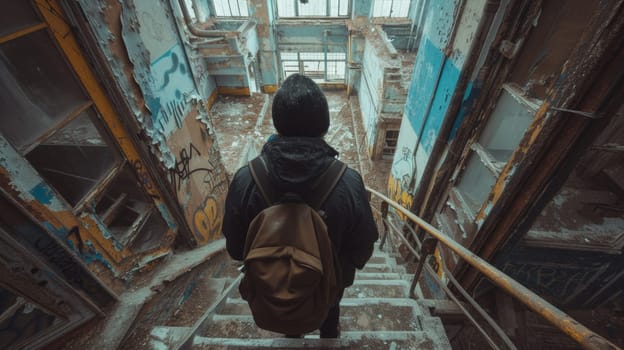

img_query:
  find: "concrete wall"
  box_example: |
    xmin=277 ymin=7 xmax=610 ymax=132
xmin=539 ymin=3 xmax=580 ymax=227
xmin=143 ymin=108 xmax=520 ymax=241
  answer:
xmin=388 ymin=0 xmax=487 ymax=210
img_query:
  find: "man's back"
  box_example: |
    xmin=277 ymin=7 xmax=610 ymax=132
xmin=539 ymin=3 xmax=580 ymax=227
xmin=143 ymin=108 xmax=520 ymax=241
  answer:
xmin=223 ymin=135 xmax=378 ymax=288
xmin=222 ymin=74 xmax=378 ymax=338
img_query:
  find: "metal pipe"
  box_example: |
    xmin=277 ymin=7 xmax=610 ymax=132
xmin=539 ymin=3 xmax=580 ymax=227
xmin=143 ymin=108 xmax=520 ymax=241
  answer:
xmin=177 ymin=0 xmax=226 ymax=40
xmin=409 ymin=237 xmax=437 ymax=298
xmin=379 ymin=201 xmax=390 ymax=249
xmin=380 ymin=213 xmax=500 ymax=349
xmin=366 ymin=187 xmax=620 ymax=350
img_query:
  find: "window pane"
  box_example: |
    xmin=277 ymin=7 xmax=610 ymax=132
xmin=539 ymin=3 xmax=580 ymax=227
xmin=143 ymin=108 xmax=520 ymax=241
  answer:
xmin=25 ymin=109 xmax=119 ymax=207
xmin=213 ymin=0 xmax=248 ymax=16
xmin=94 ymin=165 xmax=159 ymax=249
xmin=280 ymin=52 xmax=298 ymax=60
xmin=339 ymin=0 xmax=349 ymax=16
xmin=479 ymin=85 xmax=538 ymax=163
xmin=238 ymin=0 xmax=249 ymax=16
xmin=0 ymin=30 xmax=89 ymax=150
xmin=300 ymin=52 xmax=323 ymax=60
xmin=373 ymin=0 xmax=410 ymax=17
xmin=456 ymin=153 xmax=496 ymax=214
xmin=0 ymin=1 xmax=41 ymax=37
xmin=298 ymin=0 xmax=327 ymax=16
xmin=131 ymin=209 xmax=169 ymax=253
xmin=277 ymin=0 xmax=296 ymax=17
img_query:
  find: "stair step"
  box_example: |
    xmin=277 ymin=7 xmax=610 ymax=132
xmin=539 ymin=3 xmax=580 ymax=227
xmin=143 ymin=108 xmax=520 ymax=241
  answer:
xmin=354 ymin=272 xmax=404 ymax=280
xmin=360 ymin=263 xmax=396 ymax=273
xmin=367 ymin=256 xmax=389 ymax=264
xmin=191 ymin=330 xmax=447 ymax=349
xmin=206 ymin=299 xmax=422 ymax=336
xmin=346 ymin=280 xmax=410 ymax=298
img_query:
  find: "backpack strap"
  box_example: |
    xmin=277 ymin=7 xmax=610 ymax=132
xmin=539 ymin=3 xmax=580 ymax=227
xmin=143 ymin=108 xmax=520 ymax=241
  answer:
xmin=249 ymin=155 xmax=347 ymax=209
xmin=248 ymin=155 xmax=278 ymax=206
xmin=306 ymin=159 xmax=347 ymax=210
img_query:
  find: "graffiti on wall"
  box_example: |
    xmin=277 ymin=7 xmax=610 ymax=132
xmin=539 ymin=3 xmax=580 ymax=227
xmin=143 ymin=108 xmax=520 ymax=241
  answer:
xmin=388 ymin=146 xmax=415 ymax=216
xmin=169 ymin=139 xmax=228 ymax=243
xmin=193 ymin=196 xmax=222 ymax=242
xmin=146 ymin=45 xmax=196 ymax=136
xmin=169 ymin=143 xmax=215 ymax=191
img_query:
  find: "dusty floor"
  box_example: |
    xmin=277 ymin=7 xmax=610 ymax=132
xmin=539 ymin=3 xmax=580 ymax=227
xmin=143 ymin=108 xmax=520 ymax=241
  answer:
xmin=210 ymin=90 xmax=392 ymax=195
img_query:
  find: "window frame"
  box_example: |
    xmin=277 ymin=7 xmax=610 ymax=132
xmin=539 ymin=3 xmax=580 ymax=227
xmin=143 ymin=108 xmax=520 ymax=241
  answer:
xmin=372 ymin=0 xmax=411 ymax=18
xmin=210 ymin=0 xmax=249 ymax=17
xmin=0 ymin=2 xmax=171 ymax=254
xmin=280 ymin=51 xmax=347 ymax=83
xmin=276 ymin=0 xmax=351 ymax=18
xmin=447 ymin=83 xmax=543 ymax=230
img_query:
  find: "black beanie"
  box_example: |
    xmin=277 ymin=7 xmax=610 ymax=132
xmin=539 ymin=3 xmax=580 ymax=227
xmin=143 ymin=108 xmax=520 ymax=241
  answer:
xmin=272 ymin=74 xmax=329 ymax=137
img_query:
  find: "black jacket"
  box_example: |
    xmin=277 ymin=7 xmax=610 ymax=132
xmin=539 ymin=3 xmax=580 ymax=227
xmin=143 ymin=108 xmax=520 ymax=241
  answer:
xmin=222 ymin=136 xmax=379 ymax=288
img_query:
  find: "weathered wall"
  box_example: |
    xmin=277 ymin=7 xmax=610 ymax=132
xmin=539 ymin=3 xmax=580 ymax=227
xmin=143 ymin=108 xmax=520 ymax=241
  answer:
xmin=359 ymin=39 xmax=384 ymax=151
xmin=250 ymin=0 xmax=279 ymax=91
xmin=276 ymin=22 xmax=348 ymax=52
xmin=78 ymin=0 xmax=229 ymax=246
xmin=388 ymin=0 xmax=486 ymax=209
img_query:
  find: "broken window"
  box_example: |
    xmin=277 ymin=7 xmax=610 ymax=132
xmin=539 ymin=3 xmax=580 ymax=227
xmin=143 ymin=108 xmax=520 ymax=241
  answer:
xmin=277 ymin=0 xmax=350 ymax=17
xmin=0 ymin=2 xmax=168 ymax=253
xmin=212 ymin=0 xmax=248 ymax=17
xmin=25 ymin=109 xmax=121 ymax=207
xmin=450 ymin=84 xmax=541 ymax=223
xmin=280 ymin=51 xmax=346 ymax=83
xmin=373 ymin=0 xmax=411 ymax=18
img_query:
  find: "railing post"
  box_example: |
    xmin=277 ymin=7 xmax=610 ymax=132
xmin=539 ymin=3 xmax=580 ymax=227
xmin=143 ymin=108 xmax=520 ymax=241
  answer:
xmin=379 ymin=201 xmax=389 ymax=250
xmin=409 ymin=237 xmax=438 ymax=299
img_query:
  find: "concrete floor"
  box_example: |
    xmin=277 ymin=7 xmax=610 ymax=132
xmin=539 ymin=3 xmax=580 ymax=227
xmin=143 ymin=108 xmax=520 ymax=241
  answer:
xmin=210 ymin=91 xmax=392 ymax=195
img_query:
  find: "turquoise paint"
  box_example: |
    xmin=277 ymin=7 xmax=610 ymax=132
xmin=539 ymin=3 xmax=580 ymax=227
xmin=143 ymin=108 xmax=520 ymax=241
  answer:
xmin=181 ymin=280 xmax=198 ymax=304
xmin=419 ymin=57 xmax=461 ymax=154
xmin=29 ymin=182 xmax=54 ymax=205
xmin=449 ymin=81 xmax=479 ymax=140
xmin=41 ymin=222 xmax=113 ymax=270
xmin=405 ymin=38 xmax=445 ymax=134
xmin=84 ymin=240 xmax=113 ymax=269
xmin=158 ymin=203 xmax=178 ymax=231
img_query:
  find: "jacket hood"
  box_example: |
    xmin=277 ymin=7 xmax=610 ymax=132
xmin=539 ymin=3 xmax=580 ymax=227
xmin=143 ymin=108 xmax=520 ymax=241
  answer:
xmin=261 ymin=136 xmax=339 ymax=192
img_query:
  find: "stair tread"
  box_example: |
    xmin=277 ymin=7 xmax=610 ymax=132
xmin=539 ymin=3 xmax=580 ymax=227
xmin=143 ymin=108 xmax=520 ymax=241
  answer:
xmin=191 ymin=330 xmax=450 ymax=349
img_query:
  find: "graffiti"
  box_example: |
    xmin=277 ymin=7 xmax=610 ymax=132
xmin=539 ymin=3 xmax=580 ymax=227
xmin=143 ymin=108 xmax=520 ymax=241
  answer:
xmin=157 ymin=98 xmax=186 ymax=132
xmin=388 ymin=147 xmax=416 ymax=218
xmin=388 ymin=176 xmax=414 ymax=215
xmin=169 ymin=143 xmax=215 ymax=191
xmin=193 ymin=197 xmax=223 ymax=242
xmin=148 ymin=45 xmax=195 ymax=135
xmin=502 ymin=261 xmax=607 ymax=304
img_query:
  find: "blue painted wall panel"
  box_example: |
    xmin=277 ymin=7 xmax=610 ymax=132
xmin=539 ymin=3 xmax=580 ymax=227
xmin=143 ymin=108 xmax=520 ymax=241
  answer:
xmin=405 ymin=38 xmax=445 ymax=136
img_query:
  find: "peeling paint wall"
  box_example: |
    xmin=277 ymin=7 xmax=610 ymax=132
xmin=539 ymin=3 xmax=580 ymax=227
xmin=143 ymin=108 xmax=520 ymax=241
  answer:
xmin=250 ymin=0 xmax=279 ymax=90
xmin=77 ymin=0 xmax=229 ymax=247
xmin=389 ymin=0 xmax=486 ymax=205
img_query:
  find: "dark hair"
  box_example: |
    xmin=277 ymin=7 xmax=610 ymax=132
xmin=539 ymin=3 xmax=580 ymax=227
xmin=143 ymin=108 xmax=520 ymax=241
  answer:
xmin=271 ymin=74 xmax=329 ymax=137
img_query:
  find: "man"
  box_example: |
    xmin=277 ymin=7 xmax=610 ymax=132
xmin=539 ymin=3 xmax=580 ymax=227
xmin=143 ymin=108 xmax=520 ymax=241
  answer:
xmin=222 ymin=73 xmax=379 ymax=338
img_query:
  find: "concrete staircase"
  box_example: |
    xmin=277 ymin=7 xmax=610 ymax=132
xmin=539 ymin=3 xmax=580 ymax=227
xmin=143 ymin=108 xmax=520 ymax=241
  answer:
xmin=149 ymin=244 xmax=452 ymax=350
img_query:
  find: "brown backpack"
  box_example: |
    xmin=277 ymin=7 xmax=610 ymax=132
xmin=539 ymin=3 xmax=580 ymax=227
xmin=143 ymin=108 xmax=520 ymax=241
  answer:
xmin=239 ymin=155 xmax=346 ymax=335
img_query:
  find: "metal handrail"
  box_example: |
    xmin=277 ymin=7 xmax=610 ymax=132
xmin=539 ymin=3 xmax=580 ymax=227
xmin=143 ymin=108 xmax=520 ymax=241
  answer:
xmin=366 ymin=187 xmax=620 ymax=350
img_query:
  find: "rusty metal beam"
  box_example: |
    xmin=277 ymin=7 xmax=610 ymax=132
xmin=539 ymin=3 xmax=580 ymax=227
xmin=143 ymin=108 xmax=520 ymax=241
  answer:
xmin=366 ymin=187 xmax=620 ymax=350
